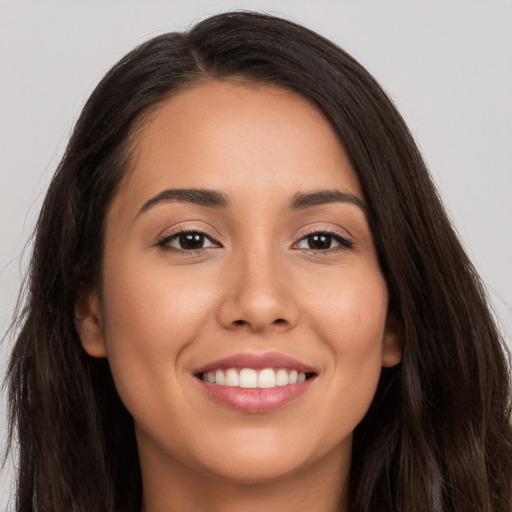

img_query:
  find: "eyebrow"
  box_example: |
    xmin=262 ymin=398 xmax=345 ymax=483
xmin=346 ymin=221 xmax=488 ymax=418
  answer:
xmin=137 ymin=188 xmax=231 ymax=216
xmin=136 ymin=187 xmax=367 ymax=217
xmin=288 ymin=190 xmax=367 ymax=213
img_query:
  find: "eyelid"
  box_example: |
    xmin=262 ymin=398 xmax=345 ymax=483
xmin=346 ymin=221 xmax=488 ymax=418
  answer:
xmin=292 ymin=225 xmax=354 ymax=251
xmin=156 ymin=223 xmax=222 ymax=250
xmin=154 ymin=222 xmax=353 ymax=253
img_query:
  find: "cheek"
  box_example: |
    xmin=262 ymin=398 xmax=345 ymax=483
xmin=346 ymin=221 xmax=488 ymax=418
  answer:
xmin=99 ymin=258 xmax=216 ymax=408
xmin=306 ymin=269 xmax=388 ymax=391
xmin=310 ymin=267 xmax=387 ymax=335
xmin=103 ymin=255 xmax=215 ymax=342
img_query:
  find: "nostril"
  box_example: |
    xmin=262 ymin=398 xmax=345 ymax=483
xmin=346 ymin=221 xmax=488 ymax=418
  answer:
xmin=226 ymin=314 xmax=293 ymax=331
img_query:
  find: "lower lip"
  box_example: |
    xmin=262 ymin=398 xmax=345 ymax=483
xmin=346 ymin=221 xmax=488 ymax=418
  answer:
xmin=197 ymin=378 xmax=315 ymax=413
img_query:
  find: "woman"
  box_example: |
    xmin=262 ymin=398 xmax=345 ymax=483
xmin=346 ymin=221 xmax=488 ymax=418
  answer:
xmin=5 ymin=11 xmax=511 ymax=512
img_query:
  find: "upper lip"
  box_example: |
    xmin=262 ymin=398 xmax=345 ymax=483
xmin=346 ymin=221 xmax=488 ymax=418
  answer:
xmin=193 ymin=351 xmax=316 ymax=375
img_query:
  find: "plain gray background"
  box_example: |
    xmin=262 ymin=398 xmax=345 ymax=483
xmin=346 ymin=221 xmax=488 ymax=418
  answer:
xmin=1 ymin=1 xmax=511 ymax=508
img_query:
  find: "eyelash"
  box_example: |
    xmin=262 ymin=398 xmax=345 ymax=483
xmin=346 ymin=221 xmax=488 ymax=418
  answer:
xmin=156 ymin=228 xmax=353 ymax=254
xmin=293 ymin=228 xmax=354 ymax=253
xmin=156 ymin=229 xmax=221 ymax=254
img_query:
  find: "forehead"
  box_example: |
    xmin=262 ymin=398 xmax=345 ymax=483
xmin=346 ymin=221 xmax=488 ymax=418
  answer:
xmin=113 ymin=80 xmax=362 ymax=216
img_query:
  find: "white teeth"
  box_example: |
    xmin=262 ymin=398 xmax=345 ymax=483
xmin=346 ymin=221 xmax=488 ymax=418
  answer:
xmin=275 ymin=368 xmax=288 ymax=386
xmin=225 ymin=368 xmax=239 ymax=386
xmin=215 ymin=370 xmax=225 ymax=385
xmin=258 ymin=368 xmax=276 ymax=388
xmin=201 ymin=368 xmax=312 ymax=388
xmin=239 ymin=368 xmax=258 ymax=388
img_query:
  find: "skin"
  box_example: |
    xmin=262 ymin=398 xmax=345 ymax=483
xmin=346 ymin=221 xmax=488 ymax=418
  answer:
xmin=76 ymin=81 xmax=401 ymax=512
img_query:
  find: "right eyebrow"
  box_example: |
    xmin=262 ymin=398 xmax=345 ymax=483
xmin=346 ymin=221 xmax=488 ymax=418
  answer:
xmin=288 ymin=189 xmax=367 ymax=214
xmin=136 ymin=188 xmax=231 ymax=217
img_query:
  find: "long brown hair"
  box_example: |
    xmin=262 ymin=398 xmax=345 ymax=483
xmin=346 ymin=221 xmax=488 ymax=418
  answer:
xmin=6 ymin=11 xmax=512 ymax=512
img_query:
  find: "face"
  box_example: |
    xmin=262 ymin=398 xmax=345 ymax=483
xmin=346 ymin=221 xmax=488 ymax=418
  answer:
xmin=77 ymin=81 xmax=400 ymax=487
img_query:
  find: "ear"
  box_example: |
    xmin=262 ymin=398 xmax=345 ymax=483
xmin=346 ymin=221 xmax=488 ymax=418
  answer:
xmin=381 ymin=313 xmax=401 ymax=368
xmin=75 ymin=289 xmax=107 ymax=358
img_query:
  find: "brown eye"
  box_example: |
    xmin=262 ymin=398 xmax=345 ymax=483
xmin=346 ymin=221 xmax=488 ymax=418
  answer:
xmin=306 ymin=234 xmax=332 ymax=250
xmin=158 ymin=231 xmax=218 ymax=251
xmin=295 ymin=232 xmax=353 ymax=252
xmin=179 ymin=232 xmax=206 ymax=249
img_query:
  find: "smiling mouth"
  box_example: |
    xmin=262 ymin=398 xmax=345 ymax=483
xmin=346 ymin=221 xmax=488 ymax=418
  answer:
xmin=196 ymin=368 xmax=317 ymax=389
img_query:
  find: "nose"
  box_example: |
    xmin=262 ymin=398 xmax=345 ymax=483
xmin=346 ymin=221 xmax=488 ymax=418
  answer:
xmin=216 ymin=250 xmax=299 ymax=333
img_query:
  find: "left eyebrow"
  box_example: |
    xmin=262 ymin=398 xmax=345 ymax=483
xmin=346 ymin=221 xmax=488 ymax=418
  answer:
xmin=137 ymin=188 xmax=231 ymax=217
xmin=288 ymin=190 xmax=367 ymax=213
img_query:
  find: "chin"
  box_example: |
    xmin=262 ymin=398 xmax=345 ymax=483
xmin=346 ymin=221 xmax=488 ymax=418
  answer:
xmin=187 ymin=426 xmax=351 ymax=486
xmin=199 ymin=451 xmax=311 ymax=485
